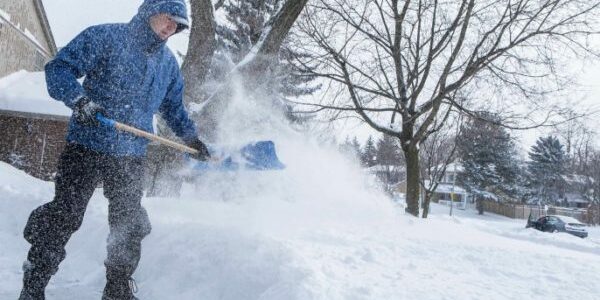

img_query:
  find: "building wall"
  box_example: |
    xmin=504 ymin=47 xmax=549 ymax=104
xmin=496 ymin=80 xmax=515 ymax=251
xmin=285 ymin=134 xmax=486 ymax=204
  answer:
xmin=0 ymin=0 xmax=55 ymax=77
xmin=0 ymin=110 xmax=68 ymax=180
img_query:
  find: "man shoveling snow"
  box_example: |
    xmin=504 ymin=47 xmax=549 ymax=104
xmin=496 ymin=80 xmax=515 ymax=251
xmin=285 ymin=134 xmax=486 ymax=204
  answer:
xmin=18 ymin=1 xmax=210 ymax=299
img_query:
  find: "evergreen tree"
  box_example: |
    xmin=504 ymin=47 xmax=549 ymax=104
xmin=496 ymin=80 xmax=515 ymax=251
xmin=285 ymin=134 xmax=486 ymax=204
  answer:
xmin=361 ymin=136 xmax=377 ymax=167
xmin=339 ymin=136 xmax=361 ymax=161
xmin=351 ymin=137 xmax=362 ymax=158
xmin=527 ymin=136 xmax=567 ymax=204
xmin=376 ymin=134 xmax=403 ymax=166
xmin=456 ymin=113 xmax=521 ymax=201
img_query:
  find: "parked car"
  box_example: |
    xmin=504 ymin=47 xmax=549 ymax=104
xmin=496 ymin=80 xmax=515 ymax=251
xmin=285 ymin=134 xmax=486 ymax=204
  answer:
xmin=526 ymin=215 xmax=588 ymax=238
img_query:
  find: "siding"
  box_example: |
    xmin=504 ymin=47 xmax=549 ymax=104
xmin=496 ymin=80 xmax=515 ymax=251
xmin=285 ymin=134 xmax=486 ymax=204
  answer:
xmin=0 ymin=0 xmax=56 ymax=77
xmin=0 ymin=110 xmax=68 ymax=180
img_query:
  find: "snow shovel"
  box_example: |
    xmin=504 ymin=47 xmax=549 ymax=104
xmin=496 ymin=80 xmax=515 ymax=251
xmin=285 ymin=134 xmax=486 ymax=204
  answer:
xmin=96 ymin=115 xmax=285 ymax=171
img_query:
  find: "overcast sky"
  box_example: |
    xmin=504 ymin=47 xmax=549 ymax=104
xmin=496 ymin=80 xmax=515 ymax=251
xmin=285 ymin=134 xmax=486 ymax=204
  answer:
xmin=42 ymin=0 xmax=599 ymax=150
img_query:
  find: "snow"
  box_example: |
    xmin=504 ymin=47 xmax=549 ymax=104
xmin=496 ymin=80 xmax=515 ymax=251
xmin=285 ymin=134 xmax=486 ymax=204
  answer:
xmin=0 ymin=71 xmax=71 ymax=116
xmin=553 ymin=215 xmax=586 ymax=225
xmin=439 ymin=162 xmax=465 ymax=173
xmin=0 ymin=8 xmax=10 ymax=23
xmin=425 ymin=181 xmax=468 ymax=194
xmin=2 ymin=157 xmax=600 ymax=299
xmin=364 ymin=164 xmax=404 ymax=173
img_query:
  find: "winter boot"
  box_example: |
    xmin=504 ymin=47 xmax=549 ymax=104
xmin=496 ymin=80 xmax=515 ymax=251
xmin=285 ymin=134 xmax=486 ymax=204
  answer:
xmin=102 ymin=266 xmax=139 ymax=300
xmin=18 ymin=261 xmax=52 ymax=300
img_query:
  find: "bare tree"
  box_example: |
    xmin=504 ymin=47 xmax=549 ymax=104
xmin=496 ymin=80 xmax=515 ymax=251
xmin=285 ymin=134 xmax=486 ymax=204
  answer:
xmin=419 ymin=116 xmax=460 ymax=218
xmin=586 ymin=149 xmax=600 ymax=225
xmin=291 ymin=0 xmax=600 ymax=216
xmin=551 ymin=110 xmax=597 ymax=174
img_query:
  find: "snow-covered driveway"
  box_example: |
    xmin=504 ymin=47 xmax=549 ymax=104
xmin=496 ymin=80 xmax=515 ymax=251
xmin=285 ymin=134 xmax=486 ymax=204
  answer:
xmin=1 ymin=162 xmax=599 ymax=299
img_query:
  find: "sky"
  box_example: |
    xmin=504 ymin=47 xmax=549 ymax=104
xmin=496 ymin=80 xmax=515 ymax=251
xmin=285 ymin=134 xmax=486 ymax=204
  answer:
xmin=41 ymin=0 xmax=599 ymax=151
xmin=43 ymin=0 xmax=189 ymax=55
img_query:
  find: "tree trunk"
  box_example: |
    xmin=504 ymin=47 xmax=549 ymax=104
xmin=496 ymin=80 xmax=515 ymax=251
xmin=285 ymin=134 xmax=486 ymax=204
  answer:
xmin=422 ymin=191 xmax=432 ymax=218
xmin=476 ymin=198 xmax=485 ymax=215
xmin=182 ymin=0 xmax=216 ymax=105
xmin=404 ymin=145 xmax=420 ymax=217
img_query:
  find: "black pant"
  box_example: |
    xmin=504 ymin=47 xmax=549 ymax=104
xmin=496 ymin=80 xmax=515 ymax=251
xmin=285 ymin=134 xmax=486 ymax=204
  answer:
xmin=23 ymin=143 xmax=151 ymax=277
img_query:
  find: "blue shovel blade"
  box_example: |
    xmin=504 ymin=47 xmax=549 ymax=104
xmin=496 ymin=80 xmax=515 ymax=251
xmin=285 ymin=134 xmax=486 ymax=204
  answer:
xmin=240 ymin=141 xmax=286 ymax=170
xmin=192 ymin=140 xmax=285 ymax=172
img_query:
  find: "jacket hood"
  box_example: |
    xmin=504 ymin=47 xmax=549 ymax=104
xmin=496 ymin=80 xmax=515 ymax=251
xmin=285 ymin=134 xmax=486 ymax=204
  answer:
xmin=129 ymin=0 xmax=189 ymax=53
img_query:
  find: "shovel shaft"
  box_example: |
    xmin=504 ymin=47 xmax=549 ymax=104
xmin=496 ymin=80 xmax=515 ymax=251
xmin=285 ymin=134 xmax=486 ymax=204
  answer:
xmin=97 ymin=115 xmax=198 ymax=155
xmin=115 ymin=122 xmax=199 ymax=154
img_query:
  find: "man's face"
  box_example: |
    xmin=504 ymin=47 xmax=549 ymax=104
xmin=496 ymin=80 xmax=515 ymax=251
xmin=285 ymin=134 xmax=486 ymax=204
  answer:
xmin=149 ymin=14 xmax=178 ymax=40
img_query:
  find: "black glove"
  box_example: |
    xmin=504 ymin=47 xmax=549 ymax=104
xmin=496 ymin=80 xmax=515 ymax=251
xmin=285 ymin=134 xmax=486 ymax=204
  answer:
xmin=73 ymin=96 xmax=106 ymax=127
xmin=187 ymin=138 xmax=211 ymax=161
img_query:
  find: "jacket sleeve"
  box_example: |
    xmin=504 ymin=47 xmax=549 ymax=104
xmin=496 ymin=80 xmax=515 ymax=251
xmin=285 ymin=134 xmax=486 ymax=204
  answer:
xmin=159 ymin=68 xmax=199 ymax=143
xmin=45 ymin=26 xmax=108 ymax=108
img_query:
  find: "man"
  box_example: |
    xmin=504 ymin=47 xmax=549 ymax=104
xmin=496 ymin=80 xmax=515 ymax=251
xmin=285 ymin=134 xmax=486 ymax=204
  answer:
xmin=19 ymin=1 xmax=209 ymax=299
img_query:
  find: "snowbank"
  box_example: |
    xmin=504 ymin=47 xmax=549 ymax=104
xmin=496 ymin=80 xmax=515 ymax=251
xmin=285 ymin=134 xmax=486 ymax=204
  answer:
xmin=0 ymin=71 xmax=71 ymax=116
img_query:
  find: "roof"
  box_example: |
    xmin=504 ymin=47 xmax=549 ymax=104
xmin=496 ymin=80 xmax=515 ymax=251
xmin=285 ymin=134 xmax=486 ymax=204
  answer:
xmin=435 ymin=162 xmax=464 ymax=173
xmin=365 ymin=164 xmax=405 ymax=173
xmin=0 ymin=2 xmax=56 ymax=58
xmin=562 ymin=174 xmax=594 ymax=185
xmin=33 ymin=0 xmax=58 ymax=55
xmin=0 ymin=71 xmax=71 ymax=117
xmin=423 ymin=180 xmax=468 ymax=194
xmin=564 ymin=193 xmax=589 ymax=204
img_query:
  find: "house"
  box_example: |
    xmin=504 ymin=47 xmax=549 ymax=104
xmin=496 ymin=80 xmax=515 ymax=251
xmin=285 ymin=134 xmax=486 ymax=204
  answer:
xmin=365 ymin=164 xmax=405 ymax=185
xmin=422 ymin=162 xmax=469 ymax=210
xmin=560 ymin=174 xmax=594 ymax=208
xmin=0 ymin=71 xmax=70 ymax=180
xmin=422 ymin=180 xmax=470 ymax=210
xmin=0 ymin=0 xmax=57 ymax=77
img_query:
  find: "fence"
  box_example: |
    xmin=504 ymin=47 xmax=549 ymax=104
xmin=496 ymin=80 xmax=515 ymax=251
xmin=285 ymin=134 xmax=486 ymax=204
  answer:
xmin=482 ymin=200 xmax=594 ymax=224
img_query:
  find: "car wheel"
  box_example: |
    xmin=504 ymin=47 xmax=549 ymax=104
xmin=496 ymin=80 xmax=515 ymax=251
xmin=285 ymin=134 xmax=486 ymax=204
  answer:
xmin=552 ymin=229 xmax=559 ymax=233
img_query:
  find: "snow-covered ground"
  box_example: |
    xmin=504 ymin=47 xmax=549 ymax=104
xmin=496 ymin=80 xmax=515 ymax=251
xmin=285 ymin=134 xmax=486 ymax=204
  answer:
xmin=1 ymin=160 xmax=599 ymax=299
xmin=0 ymin=71 xmax=71 ymax=116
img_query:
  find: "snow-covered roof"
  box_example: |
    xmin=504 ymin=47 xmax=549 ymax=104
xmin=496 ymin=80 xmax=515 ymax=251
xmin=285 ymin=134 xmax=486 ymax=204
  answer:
xmin=436 ymin=162 xmax=464 ymax=173
xmin=365 ymin=164 xmax=405 ymax=173
xmin=564 ymin=193 xmax=589 ymax=204
xmin=423 ymin=180 xmax=468 ymax=194
xmin=562 ymin=174 xmax=594 ymax=185
xmin=0 ymin=71 xmax=71 ymax=117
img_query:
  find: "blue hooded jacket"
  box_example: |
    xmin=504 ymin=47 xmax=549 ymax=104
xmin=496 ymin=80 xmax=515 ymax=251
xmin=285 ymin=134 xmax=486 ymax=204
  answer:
xmin=45 ymin=0 xmax=197 ymax=156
